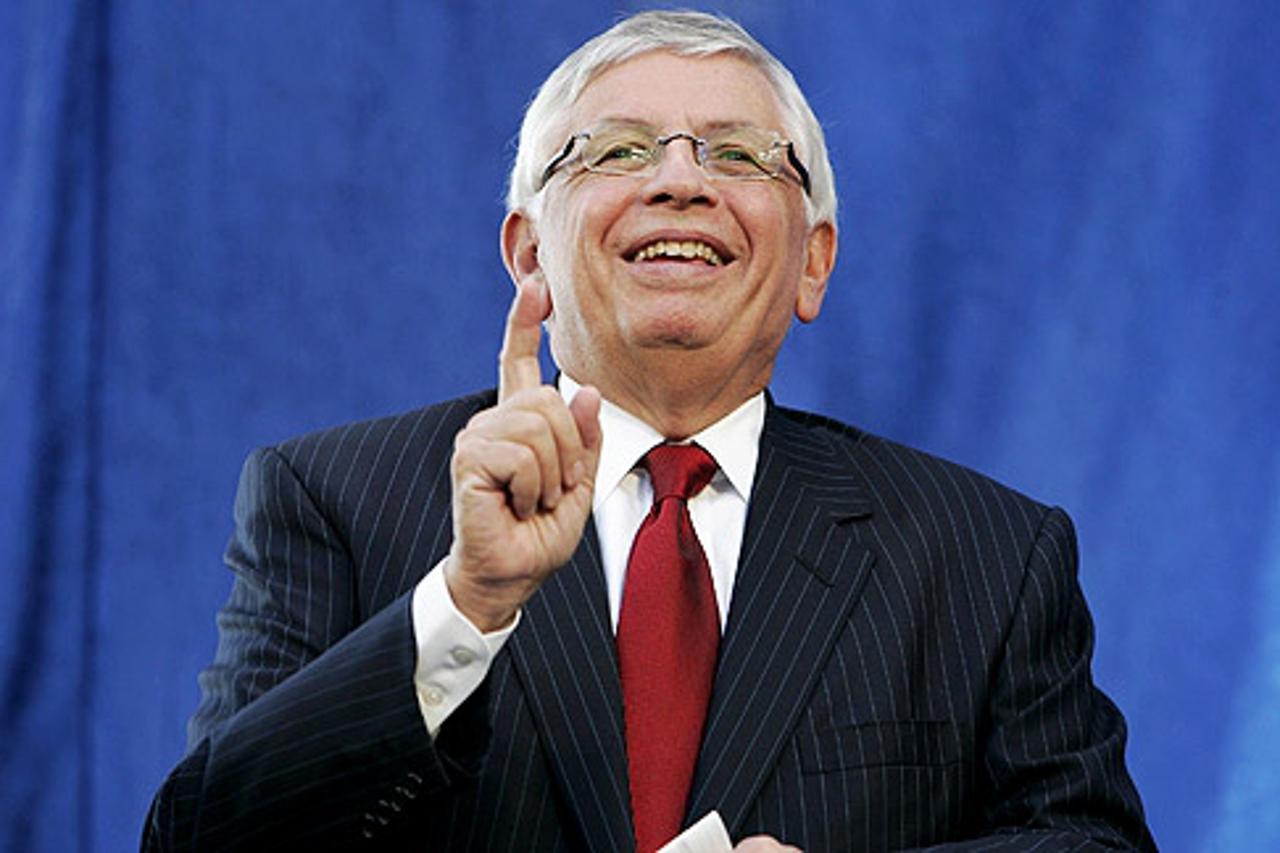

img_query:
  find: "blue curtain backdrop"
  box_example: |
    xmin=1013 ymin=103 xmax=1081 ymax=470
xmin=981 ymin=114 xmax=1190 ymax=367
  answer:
xmin=2 ymin=1 xmax=1277 ymax=849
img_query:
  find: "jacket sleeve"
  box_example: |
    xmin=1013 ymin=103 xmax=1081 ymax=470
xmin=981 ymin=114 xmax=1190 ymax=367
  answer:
xmin=143 ymin=446 xmax=489 ymax=851
xmin=915 ymin=507 xmax=1155 ymax=851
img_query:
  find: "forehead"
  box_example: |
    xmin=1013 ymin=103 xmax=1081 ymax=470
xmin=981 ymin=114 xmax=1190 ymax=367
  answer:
xmin=568 ymin=51 xmax=785 ymax=133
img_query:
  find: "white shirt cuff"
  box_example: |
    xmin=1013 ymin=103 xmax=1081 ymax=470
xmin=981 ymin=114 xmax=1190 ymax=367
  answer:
xmin=411 ymin=561 xmax=520 ymax=738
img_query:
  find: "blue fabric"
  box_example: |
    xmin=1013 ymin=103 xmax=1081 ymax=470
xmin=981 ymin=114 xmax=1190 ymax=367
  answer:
xmin=2 ymin=1 xmax=1276 ymax=850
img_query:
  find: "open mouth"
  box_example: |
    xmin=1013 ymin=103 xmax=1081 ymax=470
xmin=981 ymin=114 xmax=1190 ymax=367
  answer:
xmin=625 ymin=238 xmax=731 ymax=267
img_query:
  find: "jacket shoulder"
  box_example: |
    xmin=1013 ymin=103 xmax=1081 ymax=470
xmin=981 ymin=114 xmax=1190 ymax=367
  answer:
xmin=269 ymin=389 xmax=497 ymax=470
xmin=769 ymin=402 xmax=1052 ymax=524
xmin=232 ymin=390 xmax=497 ymax=530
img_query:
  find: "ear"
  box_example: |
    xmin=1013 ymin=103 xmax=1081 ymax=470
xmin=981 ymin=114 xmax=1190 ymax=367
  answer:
xmin=795 ymin=220 xmax=836 ymax=323
xmin=501 ymin=209 xmax=541 ymax=288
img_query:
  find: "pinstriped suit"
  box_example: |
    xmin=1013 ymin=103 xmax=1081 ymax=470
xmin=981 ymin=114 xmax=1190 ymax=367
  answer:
xmin=144 ymin=390 xmax=1153 ymax=851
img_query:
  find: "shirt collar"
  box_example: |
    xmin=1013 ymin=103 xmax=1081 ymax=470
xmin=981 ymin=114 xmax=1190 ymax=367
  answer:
xmin=559 ymin=374 xmax=765 ymax=509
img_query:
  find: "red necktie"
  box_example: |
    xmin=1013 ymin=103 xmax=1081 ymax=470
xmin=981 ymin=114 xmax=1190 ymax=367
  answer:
xmin=617 ymin=443 xmax=720 ymax=853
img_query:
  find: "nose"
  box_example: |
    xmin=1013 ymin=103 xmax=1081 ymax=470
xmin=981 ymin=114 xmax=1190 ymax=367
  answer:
xmin=640 ymin=136 xmax=719 ymax=209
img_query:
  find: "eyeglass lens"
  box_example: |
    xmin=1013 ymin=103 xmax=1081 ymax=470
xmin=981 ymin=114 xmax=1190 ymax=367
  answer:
xmin=582 ymin=125 xmax=786 ymax=179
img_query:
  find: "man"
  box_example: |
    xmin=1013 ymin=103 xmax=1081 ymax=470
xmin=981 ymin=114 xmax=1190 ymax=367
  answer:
xmin=145 ymin=11 xmax=1153 ymax=851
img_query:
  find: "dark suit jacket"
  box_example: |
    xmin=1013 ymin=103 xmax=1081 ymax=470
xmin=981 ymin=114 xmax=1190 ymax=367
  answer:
xmin=144 ymin=390 xmax=1153 ymax=851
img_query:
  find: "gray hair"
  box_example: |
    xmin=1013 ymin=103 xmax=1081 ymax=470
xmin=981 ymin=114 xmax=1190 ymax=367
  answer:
xmin=506 ymin=10 xmax=837 ymax=226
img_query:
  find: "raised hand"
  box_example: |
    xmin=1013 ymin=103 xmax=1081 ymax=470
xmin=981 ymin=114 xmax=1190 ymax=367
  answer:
xmin=443 ymin=279 xmax=603 ymax=631
xmin=733 ymin=837 xmax=802 ymax=851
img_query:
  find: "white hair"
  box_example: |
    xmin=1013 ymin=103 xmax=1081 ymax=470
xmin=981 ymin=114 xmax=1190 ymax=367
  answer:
xmin=506 ymin=10 xmax=837 ymax=226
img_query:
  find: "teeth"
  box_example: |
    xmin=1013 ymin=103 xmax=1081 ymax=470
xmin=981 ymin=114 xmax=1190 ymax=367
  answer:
xmin=633 ymin=239 xmax=723 ymax=266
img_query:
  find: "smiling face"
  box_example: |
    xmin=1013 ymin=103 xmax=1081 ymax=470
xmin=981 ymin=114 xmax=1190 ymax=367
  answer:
xmin=502 ymin=51 xmax=836 ymax=436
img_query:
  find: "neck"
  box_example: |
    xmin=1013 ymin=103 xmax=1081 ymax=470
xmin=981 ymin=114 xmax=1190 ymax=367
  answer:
xmin=564 ymin=352 xmax=771 ymax=440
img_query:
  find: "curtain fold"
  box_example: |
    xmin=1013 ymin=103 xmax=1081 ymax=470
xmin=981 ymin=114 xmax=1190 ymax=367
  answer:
xmin=1 ymin=3 xmax=1277 ymax=850
xmin=1 ymin=1 xmax=106 ymax=851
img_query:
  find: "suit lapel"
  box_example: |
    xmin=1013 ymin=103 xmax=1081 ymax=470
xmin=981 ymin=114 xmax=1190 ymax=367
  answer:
xmin=507 ymin=519 xmax=635 ymax=852
xmin=686 ymin=405 xmax=877 ymax=835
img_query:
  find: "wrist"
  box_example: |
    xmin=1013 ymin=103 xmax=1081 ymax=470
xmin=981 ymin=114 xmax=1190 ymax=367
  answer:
xmin=442 ymin=555 xmax=524 ymax=633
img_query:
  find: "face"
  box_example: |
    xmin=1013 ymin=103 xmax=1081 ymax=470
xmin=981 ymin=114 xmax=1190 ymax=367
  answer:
xmin=503 ymin=51 xmax=836 ymax=425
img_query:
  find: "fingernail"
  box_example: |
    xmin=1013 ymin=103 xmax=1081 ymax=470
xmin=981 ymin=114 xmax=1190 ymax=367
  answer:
xmin=570 ymin=460 xmax=585 ymax=487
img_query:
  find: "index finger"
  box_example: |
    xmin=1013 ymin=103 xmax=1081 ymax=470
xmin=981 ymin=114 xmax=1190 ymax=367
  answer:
xmin=499 ymin=279 xmax=551 ymax=402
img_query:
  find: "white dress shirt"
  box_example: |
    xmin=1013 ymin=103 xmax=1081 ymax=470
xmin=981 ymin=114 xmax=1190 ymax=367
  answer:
xmin=411 ymin=378 xmax=765 ymax=736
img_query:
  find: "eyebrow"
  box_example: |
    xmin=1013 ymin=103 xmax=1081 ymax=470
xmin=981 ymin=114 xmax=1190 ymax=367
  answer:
xmin=588 ymin=116 xmax=773 ymax=134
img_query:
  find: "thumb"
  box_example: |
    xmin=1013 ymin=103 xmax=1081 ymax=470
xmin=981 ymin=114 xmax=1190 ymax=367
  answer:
xmin=568 ymin=385 xmax=603 ymax=487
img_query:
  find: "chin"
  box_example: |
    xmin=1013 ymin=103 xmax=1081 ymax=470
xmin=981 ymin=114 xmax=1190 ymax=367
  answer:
xmin=628 ymin=320 xmax=716 ymax=351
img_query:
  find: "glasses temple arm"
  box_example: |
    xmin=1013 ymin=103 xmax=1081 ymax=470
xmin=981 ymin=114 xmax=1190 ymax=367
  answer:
xmin=538 ymin=135 xmax=584 ymax=191
xmin=785 ymin=143 xmax=812 ymax=196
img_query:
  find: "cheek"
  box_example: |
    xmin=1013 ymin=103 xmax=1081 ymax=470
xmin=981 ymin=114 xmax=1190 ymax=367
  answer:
xmin=773 ymin=207 xmax=814 ymax=275
xmin=737 ymin=192 xmax=804 ymax=252
xmin=544 ymin=192 xmax=625 ymax=272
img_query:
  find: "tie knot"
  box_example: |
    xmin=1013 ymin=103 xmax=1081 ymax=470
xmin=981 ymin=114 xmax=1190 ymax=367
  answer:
xmin=642 ymin=443 xmax=717 ymax=504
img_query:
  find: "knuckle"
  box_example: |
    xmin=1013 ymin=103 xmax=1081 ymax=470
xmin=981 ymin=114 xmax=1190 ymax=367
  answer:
xmin=451 ymin=434 xmax=486 ymax=476
xmin=512 ymin=443 xmax=538 ymax=470
xmin=524 ymin=412 xmax=559 ymax=445
xmin=506 ymin=411 xmax=543 ymax=443
xmin=452 ymin=430 xmax=474 ymax=459
xmin=465 ymin=408 xmax=494 ymax=431
xmin=513 ymin=387 xmax=545 ymax=407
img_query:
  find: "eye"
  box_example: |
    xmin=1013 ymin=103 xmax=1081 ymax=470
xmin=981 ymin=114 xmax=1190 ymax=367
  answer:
xmin=706 ymin=142 xmax=769 ymax=175
xmin=602 ymin=144 xmax=645 ymax=160
xmin=590 ymin=139 xmax=652 ymax=167
xmin=710 ymin=144 xmax=757 ymax=163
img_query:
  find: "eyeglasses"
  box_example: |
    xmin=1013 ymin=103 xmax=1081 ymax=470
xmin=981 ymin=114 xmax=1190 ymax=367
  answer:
xmin=537 ymin=121 xmax=812 ymax=196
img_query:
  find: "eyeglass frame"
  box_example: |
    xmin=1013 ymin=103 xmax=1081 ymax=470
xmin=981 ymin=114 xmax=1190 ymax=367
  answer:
xmin=536 ymin=125 xmax=813 ymax=196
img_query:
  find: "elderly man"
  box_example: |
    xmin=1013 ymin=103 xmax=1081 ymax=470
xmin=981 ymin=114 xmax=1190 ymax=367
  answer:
xmin=145 ymin=11 xmax=1152 ymax=852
